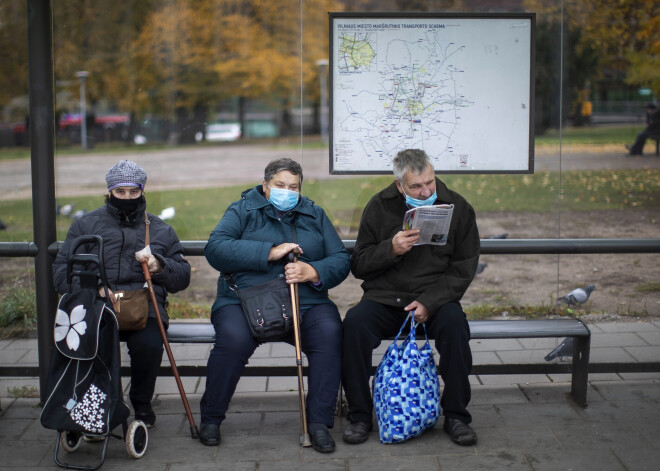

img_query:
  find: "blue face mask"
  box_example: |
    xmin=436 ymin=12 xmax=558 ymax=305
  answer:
xmin=404 ymin=190 xmax=437 ymax=208
xmin=268 ymin=187 xmax=300 ymax=212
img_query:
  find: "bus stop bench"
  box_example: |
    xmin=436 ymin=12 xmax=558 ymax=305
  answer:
xmin=165 ymin=318 xmax=591 ymax=407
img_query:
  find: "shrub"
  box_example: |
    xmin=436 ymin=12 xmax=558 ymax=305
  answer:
xmin=0 ymin=287 xmax=37 ymax=329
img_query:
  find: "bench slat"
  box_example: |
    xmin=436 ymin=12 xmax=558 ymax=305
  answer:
xmin=166 ymin=319 xmax=590 ymax=343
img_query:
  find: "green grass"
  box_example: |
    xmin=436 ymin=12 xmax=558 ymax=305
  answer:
xmin=1 ymin=169 xmax=658 ymax=242
xmin=535 ymin=124 xmax=643 ymax=146
xmin=167 ymin=297 xmax=212 ymax=319
xmin=0 ymin=286 xmax=36 ymax=337
xmin=6 ymin=385 xmax=40 ymax=398
xmin=636 ymin=282 xmax=660 ymax=294
xmin=464 ymin=303 xmax=579 ymax=320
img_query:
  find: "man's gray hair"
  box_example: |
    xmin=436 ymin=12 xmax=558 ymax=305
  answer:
xmin=392 ymin=149 xmax=432 ymax=182
xmin=264 ymin=158 xmax=303 ymax=187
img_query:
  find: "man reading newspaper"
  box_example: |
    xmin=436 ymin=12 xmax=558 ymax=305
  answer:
xmin=342 ymin=148 xmax=481 ymax=446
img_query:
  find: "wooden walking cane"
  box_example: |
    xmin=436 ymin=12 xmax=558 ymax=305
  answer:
xmin=289 ymin=249 xmax=312 ymax=447
xmin=141 ymin=260 xmax=200 ymax=439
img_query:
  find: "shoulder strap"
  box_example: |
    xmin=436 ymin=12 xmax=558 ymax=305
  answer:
xmin=145 ymin=212 xmax=150 ymax=248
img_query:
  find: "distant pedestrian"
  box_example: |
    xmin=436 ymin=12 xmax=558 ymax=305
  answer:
xmin=626 ymin=103 xmax=660 ymax=156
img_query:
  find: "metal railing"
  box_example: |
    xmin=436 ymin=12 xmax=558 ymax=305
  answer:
xmin=2 ymin=238 xmax=660 ymax=258
xmin=2 ymin=237 xmax=660 ymax=384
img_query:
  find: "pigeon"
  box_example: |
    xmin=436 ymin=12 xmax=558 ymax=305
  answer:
xmin=544 ymin=337 xmax=573 ymax=361
xmin=57 ymin=202 xmax=74 ymax=216
xmin=475 ymin=262 xmax=488 ymax=275
xmin=557 ymin=284 xmax=595 ymax=306
xmin=71 ymin=209 xmax=86 ymax=220
xmin=488 ymin=233 xmax=509 ymax=239
xmin=158 ymin=207 xmax=175 ymax=220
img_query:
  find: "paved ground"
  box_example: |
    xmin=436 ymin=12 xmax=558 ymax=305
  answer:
xmin=1 ymin=143 xmax=660 ymax=200
xmin=1 ymin=318 xmax=659 ymax=470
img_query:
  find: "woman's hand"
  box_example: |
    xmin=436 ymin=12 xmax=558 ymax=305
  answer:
xmin=268 ymin=243 xmax=302 ymax=262
xmin=98 ymin=287 xmax=119 ymax=311
xmin=139 ymin=254 xmax=163 ymax=274
xmin=98 ymin=287 xmax=115 ymax=299
xmin=284 ymin=261 xmax=320 ymax=284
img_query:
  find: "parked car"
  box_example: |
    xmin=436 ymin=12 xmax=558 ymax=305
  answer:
xmin=204 ymin=122 xmax=241 ymax=142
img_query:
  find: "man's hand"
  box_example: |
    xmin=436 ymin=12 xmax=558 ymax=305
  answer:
xmin=391 ymin=229 xmax=420 ymax=257
xmin=284 ymin=261 xmax=320 ymax=284
xmin=405 ymin=300 xmax=430 ymax=323
xmin=268 ymin=243 xmax=302 ymax=262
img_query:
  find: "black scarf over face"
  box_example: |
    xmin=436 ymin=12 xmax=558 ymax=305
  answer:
xmin=107 ymin=194 xmax=146 ymax=226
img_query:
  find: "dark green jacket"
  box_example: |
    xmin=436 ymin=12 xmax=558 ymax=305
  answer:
xmin=351 ymin=178 xmax=480 ymax=314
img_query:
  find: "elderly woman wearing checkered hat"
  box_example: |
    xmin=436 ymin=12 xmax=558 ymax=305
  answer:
xmin=52 ymin=160 xmax=191 ymax=428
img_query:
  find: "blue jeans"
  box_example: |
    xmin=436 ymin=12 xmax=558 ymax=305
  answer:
xmin=200 ymin=303 xmax=342 ymax=427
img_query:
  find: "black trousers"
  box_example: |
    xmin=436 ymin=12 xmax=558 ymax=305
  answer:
xmin=342 ymin=299 xmax=472 ymax=424
xmin=630 ymin=129 xmax=650 ymax=155
xmin=119 ymin=317 xmax=164 ymax=408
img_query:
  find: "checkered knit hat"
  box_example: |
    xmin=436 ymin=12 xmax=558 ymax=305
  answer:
xmin=105 ymin=160 xmax=147 ymax=190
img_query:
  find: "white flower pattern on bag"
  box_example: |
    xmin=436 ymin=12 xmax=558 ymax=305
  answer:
xmin=54 ymin=305 xmax=88 ymax=351
xmin=69 ymin=384 xmax=108 ymax=433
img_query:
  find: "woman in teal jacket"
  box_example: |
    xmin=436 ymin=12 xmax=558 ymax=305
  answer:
xmin=199 ymin=158 xmax=350 ymax=453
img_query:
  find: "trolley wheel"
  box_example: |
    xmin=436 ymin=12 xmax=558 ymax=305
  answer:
xmin=60 ymin=430 xmax=83 ymax=453
xmin=125 ymin=420 xmax=148 ymax=459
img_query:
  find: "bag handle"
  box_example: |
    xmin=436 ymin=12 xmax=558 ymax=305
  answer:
xmin=394 ymin=310 xmax=430 ymax=343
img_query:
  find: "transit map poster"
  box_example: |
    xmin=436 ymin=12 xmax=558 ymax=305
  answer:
xmin=329 ymin=13 xmax=535 ymax=174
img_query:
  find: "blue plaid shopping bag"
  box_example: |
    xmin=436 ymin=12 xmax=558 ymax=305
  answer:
xmin=373 ymin=312 xmax=441 ymax=443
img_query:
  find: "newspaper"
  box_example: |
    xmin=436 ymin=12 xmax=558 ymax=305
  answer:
xmin=402 ymin=204 xmax=454 ymax=246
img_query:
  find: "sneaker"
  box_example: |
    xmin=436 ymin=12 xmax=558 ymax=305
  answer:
xmin=443 ymin=417 xmax=477 ymax=446
xmin=134 ymin=403 xmax=156 ymax=428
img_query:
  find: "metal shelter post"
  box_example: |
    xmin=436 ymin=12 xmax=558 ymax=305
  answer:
xmin=27 ymin=0 xmax=57 ymax=403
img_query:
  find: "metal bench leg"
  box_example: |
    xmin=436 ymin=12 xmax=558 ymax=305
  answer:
xmin=571 ymin=335 xmax=590 ymax=407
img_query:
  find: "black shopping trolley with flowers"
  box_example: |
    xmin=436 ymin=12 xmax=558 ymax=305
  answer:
xmin=40 ymin=235 xmax=148 ymax=469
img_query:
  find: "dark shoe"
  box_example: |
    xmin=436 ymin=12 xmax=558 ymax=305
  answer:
xmin=443 ymin=417 xmax=477 ymax=446
xmin=199 ymin=423 xmax=221 ymax=446
xmin=342 ymin=421 xmax=372 ymax=444
xmin=310 ymin=426 xmax=335 ymax=453
xmin=134 ymin=403 xmax=156 ymax=428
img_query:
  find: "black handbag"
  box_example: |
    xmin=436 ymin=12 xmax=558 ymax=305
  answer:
xmin=225 ymin=275 xmax=293 ymax=342
xmin=223 ymin=224 xmax=297 ymax=342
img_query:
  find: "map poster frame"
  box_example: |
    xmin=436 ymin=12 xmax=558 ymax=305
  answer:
xmin=329 ymin=12 xmax=536 ymax=175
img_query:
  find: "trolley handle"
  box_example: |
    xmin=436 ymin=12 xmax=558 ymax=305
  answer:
xmin=66 ymin=235 xmax=110 ymax=295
